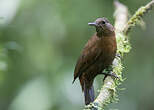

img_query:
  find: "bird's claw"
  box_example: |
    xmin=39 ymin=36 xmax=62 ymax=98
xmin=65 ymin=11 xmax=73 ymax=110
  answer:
xmin=108 ymin=71 xmax=119 ymax=79
xmin=102 ymin=71 xmax=119 ymax=81
xmin=116 ymin=53 xmax=121 ymax=58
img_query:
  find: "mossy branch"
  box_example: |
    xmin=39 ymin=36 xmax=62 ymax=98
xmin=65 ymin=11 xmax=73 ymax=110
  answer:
xmin=123 ymin=0 xmax=154 ymax=35
xmin=83 ymin=0 xmax=154 ymax=110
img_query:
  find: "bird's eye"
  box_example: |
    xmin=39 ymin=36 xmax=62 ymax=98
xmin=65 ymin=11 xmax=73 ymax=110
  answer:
xmin=102 ymin=21 xmax=105 ymax=24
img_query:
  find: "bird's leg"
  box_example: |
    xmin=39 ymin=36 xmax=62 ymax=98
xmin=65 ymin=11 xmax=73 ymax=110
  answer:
xmin=102 ymin=66 xmax=119 ymax=81
xmin=102 ymin=71 xmax=119 ymax=78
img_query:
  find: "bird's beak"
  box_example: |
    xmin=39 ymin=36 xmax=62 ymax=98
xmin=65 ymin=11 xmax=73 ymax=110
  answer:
xmin=88 ymin=22 xmax=97 ymax=27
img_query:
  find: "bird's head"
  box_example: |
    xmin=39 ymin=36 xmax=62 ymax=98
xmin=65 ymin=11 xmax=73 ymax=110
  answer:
xmin=88 ymin=17 xmax=115 ymax=37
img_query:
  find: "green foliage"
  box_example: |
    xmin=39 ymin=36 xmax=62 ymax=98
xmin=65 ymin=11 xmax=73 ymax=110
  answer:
xmin=0 ymin=46 xmax=7 ymax=85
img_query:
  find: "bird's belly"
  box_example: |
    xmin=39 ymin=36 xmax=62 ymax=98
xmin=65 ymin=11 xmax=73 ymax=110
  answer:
xmin=84 ymin=52 xmax=115 ymax=79
xmin=83 ymin=42 xmax=116 ymax=81
xmin=100 ymin=53 xmax=114 ymax=67
xmin=84 ymin=63 xmax=102 ymax=81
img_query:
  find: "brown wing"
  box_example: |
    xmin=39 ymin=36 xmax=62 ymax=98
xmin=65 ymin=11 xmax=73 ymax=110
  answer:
xmin=73 ymin=44 xmax=102 ymax=83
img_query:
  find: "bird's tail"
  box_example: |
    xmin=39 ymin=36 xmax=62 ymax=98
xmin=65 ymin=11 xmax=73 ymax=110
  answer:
xmin=79 ymin=77 xmax=95 ymax=105
xmin=84 ymin=84 xmax=95 ymax=105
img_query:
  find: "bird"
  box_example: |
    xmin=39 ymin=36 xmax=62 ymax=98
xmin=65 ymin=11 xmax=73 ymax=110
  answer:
xmin=73 ymin=17 xmax=117 ymax=105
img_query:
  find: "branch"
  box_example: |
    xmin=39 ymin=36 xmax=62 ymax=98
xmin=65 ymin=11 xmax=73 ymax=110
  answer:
xmin=84 ymin=0 xmax=154 ymax=110
xmin=123 ymin=0 xmax=154 ymax=35
xmin=114 ymin=0 xmax=128 ymax=32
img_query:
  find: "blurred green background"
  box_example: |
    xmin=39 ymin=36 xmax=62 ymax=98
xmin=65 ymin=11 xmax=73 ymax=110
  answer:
xmin=0 ymin=0 xmax=154 ymax=110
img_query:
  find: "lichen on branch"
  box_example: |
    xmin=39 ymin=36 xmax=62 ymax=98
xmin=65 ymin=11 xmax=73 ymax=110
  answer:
xmin=123 ymin=0 xmax=154 ymax=35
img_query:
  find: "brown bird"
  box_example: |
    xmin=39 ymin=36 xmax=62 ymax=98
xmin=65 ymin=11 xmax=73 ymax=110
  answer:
xmin=73 ymin=17 xmax=117 ymax=105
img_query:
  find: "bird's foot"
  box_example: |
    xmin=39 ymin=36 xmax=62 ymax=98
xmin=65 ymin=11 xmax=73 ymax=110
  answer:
xmin=105 ymin=71 xmax=119 ymax=78
xmin=116 ymin=53 xmax=121 ymax=58
xmin=102 ymin=71 xmax=119 ymax=81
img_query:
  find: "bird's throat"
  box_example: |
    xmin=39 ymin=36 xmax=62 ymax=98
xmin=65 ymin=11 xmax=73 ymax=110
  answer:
xmin=96 ymin=31 xmax=115 ymax=38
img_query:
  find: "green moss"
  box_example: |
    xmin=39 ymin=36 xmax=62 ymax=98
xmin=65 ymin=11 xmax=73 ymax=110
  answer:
xmin=108 ymin=32 xmax=132 ymax=105
xmin=116 ymin=33 xmax=131 ymax=54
